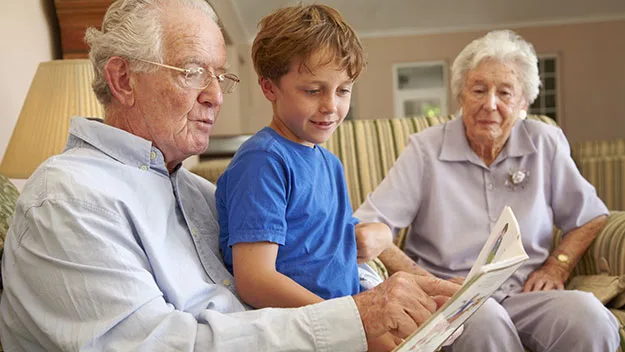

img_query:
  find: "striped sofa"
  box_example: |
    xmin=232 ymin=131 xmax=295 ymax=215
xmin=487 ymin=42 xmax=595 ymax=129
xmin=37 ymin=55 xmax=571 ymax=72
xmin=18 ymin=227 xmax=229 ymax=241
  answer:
xmin=191 ymin=114 xmax=625 ymax=348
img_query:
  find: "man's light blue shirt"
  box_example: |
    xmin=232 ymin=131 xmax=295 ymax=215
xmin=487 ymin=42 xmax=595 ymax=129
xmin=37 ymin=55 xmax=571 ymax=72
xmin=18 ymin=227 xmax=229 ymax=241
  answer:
xmin=0 ymin=117 xmax=366 ymax=351
xmin=355 ymin=117 xmax=608 ymax=301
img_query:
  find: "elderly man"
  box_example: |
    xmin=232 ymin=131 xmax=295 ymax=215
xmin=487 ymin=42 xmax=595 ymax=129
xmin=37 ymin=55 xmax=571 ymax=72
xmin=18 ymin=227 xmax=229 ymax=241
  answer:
xmin=0 ymin=0 xmax=458 ymax=351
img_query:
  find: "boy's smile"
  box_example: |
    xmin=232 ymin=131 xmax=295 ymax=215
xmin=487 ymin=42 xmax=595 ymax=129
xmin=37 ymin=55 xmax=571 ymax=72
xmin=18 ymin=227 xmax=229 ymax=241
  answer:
xmin=261 ymin=50 xmax=353 ymax=147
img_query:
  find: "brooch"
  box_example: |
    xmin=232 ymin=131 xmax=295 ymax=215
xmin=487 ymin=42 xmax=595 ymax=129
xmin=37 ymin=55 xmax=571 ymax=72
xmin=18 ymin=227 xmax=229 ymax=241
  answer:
xmin=505 ymin=168 xmax=530 ymax=190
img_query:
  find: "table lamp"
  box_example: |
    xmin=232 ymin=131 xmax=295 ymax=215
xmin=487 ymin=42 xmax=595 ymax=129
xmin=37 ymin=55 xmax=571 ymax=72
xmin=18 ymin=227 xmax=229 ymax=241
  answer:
xmin=0 ymin=60 xmax=104 ymax=178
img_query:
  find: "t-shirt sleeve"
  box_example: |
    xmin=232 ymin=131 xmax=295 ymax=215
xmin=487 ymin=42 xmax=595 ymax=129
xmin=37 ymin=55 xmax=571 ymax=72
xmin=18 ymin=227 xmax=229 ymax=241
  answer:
xmin=221 ymin=151 xmax=289 ymax=246
xmin=550 ymin=129 xmax=609 ymax=234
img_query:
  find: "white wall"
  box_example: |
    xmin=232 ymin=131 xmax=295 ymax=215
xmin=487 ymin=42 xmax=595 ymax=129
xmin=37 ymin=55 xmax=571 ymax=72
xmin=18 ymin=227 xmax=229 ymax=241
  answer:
xmin=0 ymin=0 xmax=58 ymax=166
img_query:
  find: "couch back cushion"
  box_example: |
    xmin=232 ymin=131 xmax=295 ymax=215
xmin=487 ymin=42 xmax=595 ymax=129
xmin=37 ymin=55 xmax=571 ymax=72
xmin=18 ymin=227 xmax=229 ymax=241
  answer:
xmin=320 ymin=115 xmax=454 ymax=210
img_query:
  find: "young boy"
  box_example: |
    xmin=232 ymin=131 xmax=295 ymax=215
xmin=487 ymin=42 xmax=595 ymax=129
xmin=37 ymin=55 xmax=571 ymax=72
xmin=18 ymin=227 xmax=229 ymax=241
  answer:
xmin=215 ymin=4 xmax=396 ymax=350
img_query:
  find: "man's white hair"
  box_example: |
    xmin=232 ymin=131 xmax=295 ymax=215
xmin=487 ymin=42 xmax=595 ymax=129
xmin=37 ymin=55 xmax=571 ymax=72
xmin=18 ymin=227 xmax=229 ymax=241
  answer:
xmin=85 ymin=0 xmax=219 ymax=105
xmin=451 ymin=29 xmax=540 ymax=105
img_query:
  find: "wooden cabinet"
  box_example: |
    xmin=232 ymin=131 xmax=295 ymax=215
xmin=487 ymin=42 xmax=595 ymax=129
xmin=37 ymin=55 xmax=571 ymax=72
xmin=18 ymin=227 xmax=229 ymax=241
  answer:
xmin=54 ymin=0 xmax=114 ymax=58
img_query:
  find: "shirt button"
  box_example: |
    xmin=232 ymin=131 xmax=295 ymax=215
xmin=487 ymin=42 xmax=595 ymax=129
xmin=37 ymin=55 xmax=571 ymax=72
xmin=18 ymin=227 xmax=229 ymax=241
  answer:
xmin=140 ymin=165 xmax=148 ymax=171
xmin=487 ymin=183 xmax=493 ymax=190
xmin=191 ymin=228 xmax=198 ymax=237
xmin=150 ymin=151 xmax=157 ymax=160
xmin=223 ymin=279 xmax=232 ymax=287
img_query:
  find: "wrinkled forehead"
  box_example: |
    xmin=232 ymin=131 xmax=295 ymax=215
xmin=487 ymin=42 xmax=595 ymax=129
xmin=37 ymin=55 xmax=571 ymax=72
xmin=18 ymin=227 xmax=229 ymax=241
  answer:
xmin=161 ymin=5 xmax=226 ymax=67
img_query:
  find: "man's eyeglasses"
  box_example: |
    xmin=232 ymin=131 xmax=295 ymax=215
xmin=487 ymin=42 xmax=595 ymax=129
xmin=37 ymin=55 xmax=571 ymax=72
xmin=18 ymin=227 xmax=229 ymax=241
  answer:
xmin=134 ymin=58 xmax=240 ymax=94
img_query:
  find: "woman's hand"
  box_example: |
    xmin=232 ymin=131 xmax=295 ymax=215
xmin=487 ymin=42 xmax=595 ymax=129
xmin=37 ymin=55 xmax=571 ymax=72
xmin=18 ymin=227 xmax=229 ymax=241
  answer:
xmin=522 ymin=258 xmax=569 ymax=292
xmin=355 ymin=222 xmax=393 ymax=263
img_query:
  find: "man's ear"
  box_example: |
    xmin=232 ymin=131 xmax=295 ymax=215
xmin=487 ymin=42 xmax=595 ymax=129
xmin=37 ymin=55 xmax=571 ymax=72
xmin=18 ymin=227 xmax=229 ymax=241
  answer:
xmin=104 ymin=56 xmax=135 ymax=106
xmin=259 ymin=77 xmax=278 ymax=102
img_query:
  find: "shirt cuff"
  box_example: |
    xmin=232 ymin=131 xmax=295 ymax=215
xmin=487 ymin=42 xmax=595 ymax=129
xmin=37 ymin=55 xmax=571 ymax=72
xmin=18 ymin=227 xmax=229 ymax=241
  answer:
xmin=305 ymin=296 xmax=368 ymax=352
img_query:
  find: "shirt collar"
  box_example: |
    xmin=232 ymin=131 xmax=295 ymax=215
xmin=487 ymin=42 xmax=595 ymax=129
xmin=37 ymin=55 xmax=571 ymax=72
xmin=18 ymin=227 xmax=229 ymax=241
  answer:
xmin=65 ymin=117 xmax=169 ymax=175
xmin=440 ymin=116 xmax=537 ymax=165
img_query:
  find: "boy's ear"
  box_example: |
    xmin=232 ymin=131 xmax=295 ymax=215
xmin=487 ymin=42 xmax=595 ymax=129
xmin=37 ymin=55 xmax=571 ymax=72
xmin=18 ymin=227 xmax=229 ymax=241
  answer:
xmin=104 ymin=56 xmax=135 ymax=107
xmin=259 ymin=77 xmax=278 ymax=102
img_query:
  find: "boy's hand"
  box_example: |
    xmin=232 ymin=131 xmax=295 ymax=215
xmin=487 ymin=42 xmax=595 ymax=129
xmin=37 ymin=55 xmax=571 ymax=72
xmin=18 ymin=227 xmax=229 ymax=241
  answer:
xmin=355 ymin=222 xmax=393 ymax=263
xmin=353 ymin=272 xmax=460 ymax=340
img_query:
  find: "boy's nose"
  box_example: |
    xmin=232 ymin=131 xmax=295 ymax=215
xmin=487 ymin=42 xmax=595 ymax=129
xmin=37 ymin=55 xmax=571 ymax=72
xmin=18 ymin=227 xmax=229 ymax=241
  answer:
xmin=320 ymin=95 xmax=338 ymax=114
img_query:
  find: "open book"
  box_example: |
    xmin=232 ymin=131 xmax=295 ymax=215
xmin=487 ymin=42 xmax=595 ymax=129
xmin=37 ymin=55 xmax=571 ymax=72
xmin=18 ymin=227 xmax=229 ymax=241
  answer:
xmin=393 ymin=206 xmax=529 ymax=352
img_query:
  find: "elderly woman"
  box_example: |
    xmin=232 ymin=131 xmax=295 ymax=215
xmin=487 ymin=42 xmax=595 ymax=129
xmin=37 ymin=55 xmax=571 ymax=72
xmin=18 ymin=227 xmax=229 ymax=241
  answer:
xmin=355 ymin=30 xmax=620 ymax=351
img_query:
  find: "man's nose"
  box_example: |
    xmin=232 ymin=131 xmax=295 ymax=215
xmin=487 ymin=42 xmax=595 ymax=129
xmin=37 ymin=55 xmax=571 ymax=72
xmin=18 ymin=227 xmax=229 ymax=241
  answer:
xmin=198 ymin=79 xmax=224 ymax=107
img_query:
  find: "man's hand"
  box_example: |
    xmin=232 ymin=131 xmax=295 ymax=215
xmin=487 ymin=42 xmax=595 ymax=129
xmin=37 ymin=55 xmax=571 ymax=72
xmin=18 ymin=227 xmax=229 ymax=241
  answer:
xmin=367 ymin=332 xmax=401 ymax=352
xmin=523 ymin=258 xmax=569 ymax=292
xmin=355 ymin=222 xmax=393 ymax=263
xmin=353 ymin=272 xmax=460 ymax=340
xmin=448 ymin=276 xmax=465 ymax=285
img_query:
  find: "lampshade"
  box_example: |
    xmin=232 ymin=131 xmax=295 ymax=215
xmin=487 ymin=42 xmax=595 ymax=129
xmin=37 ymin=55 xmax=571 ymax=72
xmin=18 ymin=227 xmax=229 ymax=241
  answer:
xmin=0 ymin=60 xmax=104 ymax=178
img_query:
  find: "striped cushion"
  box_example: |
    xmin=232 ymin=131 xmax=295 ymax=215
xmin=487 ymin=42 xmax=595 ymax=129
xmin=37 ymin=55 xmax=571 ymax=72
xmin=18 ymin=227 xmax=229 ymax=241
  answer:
xmin=189 ymin=158 xmax=232 ymax=184
xmin=575 ymin=156 xmax=625 ymax=211
xmin=571 ymin=139 xmax=625 ymax=211
xmin=320 ymin=115 xmax=454 ymax=210
xmin=0 ymin=173 xmax=19 ymax=351
xmin=0 ymin=173 xmax=19 ymax=269
xmin=572 ymin=139 xmax=625 ymax=159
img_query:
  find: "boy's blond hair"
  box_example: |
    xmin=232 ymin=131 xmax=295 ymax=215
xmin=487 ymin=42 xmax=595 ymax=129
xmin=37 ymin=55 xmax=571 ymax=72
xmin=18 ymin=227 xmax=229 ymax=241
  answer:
xmin=252 ymin=4 xmax=365 ymax=82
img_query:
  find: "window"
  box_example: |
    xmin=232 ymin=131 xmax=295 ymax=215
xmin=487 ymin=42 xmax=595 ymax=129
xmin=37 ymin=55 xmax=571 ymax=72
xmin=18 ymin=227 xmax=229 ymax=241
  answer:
xmin=393 ymin=61 xmax=448 ymax=118
xmin=529 ymin=56 xmax=558 ymax=122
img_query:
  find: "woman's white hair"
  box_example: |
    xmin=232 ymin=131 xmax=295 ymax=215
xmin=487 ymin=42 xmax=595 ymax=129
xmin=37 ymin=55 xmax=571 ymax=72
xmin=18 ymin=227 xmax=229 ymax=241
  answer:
xmin=451 ymin=29 xmax=540 ymax=105
xmin=85 ymin=0 xmax=219 ymax=105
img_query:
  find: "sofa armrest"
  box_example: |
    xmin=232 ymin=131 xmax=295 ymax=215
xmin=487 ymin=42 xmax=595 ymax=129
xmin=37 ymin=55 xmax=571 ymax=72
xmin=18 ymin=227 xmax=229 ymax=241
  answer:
xmin=574 ymin=211 xmax=625 ymax=277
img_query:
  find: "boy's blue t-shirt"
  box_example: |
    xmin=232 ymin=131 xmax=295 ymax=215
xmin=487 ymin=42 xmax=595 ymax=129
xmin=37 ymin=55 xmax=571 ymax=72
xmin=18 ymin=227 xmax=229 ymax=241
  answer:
xmin=216 ymin=127 xmax=360 ymax=299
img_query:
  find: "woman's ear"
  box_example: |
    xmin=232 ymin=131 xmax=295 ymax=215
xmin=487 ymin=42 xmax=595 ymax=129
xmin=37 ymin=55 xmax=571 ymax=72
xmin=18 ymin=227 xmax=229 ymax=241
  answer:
xmin=104 ymin=57 xmax=135 ymax=106
xmin=519 ymin=99 xmax=529 ymax=120
xmin=259 ymin=77 xmax=278 ymax=102
xmin=519 ymin=110 xmax=527 ymax=120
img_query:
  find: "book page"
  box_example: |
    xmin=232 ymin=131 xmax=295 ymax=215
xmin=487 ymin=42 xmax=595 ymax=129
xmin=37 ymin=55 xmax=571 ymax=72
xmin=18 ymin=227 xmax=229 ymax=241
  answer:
xmin=393 ymin=261 xmax=525 ymax=352
xmin=466 ymin=206 xmax=526 ymax=282
xmin=393 ymin=206 xmax=528 ymax=352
